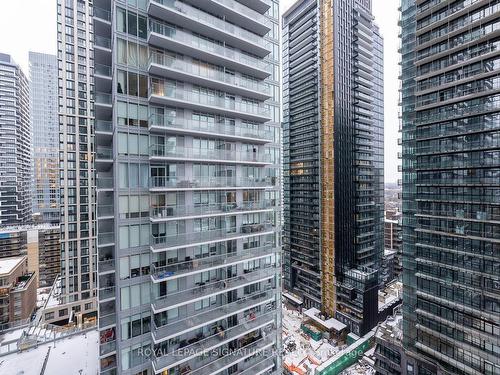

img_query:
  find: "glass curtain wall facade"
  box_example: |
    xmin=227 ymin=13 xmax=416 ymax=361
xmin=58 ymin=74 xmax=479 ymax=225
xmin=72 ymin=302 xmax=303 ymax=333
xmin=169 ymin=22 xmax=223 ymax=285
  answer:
xmin=282 ymin=0 xmax=321 ymax=310
xmin=57 ymin=0 xmax=97 ymax=320
xmin=0 ymin=54 xmax=31 ymax=227
xmin=94 ymin=1 xmax=282 ymax=373
xmin=282 ymin=0 xmax=384 ymax=337
xmin=29 ymin=52 xmax=60 ymax=224
xmin=401 ymin=0 xmax=500 ymax=374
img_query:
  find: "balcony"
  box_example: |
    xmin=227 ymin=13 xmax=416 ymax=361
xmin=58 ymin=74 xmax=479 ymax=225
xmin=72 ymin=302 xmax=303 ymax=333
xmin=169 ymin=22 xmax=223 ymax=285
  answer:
xmin=148 ymin=0 xmax=271 ymax=57
xmin=151 ymin=289 xmax=276 ymax=341
xmin=95 ymin=36 xmax=111 ymax=50
xmin=149 ymin=176 xmax=274 ymax=191
xmin=153 ymin=309 xmax=276 ymax=372
xmin=97 ymin=204 xmax=114 ymax=219
xmin=96 ymin=177 xmax=114 ymax=190
xmin=99 ymin=340 xmax=116 ymax=356
xmin=151 ymin=201 xmax=274 ymax=222
xmin=149 ymin=113 xmax=273 ymax=143
xmin=95 ymin=63 xmax=112 ymax=79
xmin=149 ymin=144 xmax=272 ymax=165
xmin=151 ymin=266 xmax=277 ymax=310
xmin=151 ymin=223 xmax=274 ymax=251
xmin=188 ymin=0 xmax=271 ymax=36
xmin=94 ymin=7 xmax=111 ymax=23
xmin=239 ymin=356 xmax=276 ymax=375
xmin=95 ymin=120 xmax=113 ymax=134
xmin=151 ymin=267 xmax=277 ymax=316
xmin=98 ymin=259 xmax=115 ymax=273
xmin=151 ymin=244 xmax=277 ymax=281
xmin=95 ymin=92 xmax=112 ymax=107
xmin=95 ymin=147 xmax=113 ymax=161
xmin=148 ymin=20 xmax=270 ymax=79
xmin=99 ymin=286 xmax=115 ymax=302
xmin=99 ymin=313 xmax=116 ymax=329
xmin=188 ymin=331 xmax=276 ymax=375
xmin=98 ymin=232 xmax=115 ymax=247
xmin=149 ymin=82 xmax=270 ymax=123
xmin=149 ymin=52 xmax=270 ymax=100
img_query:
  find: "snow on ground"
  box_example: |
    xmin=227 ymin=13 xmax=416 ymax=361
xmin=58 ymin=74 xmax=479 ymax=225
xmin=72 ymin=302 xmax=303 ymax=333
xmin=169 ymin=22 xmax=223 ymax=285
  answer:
xmin=0 ymin=329 xmax=99 ymax=375
xmin=282 ymin=304 xmax=341 ymax=374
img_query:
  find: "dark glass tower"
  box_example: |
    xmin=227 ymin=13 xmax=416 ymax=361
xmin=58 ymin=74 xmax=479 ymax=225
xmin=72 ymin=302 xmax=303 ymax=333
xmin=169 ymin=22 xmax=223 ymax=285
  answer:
xmin=282 ymin=0 xmax=384 ymax=336
xmin=401 ymin=1 xmax=500 ymax=374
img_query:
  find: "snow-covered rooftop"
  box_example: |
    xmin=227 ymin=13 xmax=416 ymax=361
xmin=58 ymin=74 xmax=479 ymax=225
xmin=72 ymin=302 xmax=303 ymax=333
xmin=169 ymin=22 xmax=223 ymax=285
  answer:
xmin=303 ymin=307 xmax=347 ymax=332
xmin=0 ymin=329 xmax=99 ymax=375
xmin=0 ymin=256 xmax=24 ymax=275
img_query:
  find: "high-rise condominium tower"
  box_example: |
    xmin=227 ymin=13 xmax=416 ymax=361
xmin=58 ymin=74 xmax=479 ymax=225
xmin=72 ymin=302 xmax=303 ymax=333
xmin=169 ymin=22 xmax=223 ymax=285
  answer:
xmin=57 ymin=0 xmax=97 ymax=321
xmin=282 ymin=0 xmax=384 ymax=336
xmin=30 ymin=52 xmax=60 ymax=224
xmin=401 ymin=1 xmax=500 ymax=374
xmin=0 ymin=53 xmax=31 ymax=227
xmin=92 ymin=1 xmax=282 ymax=374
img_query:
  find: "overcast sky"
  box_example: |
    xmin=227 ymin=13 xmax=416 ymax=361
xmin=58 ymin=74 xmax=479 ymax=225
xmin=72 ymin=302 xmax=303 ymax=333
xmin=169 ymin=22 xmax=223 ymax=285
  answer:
xmin=0 ymin=0 xmax=400 ymax=182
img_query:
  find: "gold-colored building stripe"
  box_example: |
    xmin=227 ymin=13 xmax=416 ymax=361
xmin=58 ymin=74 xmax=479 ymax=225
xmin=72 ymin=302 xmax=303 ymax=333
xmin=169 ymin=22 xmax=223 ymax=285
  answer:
xmin=319 ymin=0 xmax=336 ymax=317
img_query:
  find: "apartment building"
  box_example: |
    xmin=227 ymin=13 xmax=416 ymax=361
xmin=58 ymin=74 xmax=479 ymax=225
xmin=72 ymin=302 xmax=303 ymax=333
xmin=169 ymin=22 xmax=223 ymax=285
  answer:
xmin=29 ymin=52 xmax=60 ymax=224
xmin=384 ymin=218 xmax=402 ymax=278
xmin=401 ymin=1 xmax=500 ymax=374
xmin=57 ymin=0 xmax=97 ymax=324
xmin=282 ymin=0 xmax=384 ymax=336
xmin=0 ymin=224 xmax=60 ymax=288
xmin=0 ymin=256 xmax=37 ymax=324
xmin=87 ymin=0 xmax=283 ymax=373
xmin=0 ymin=53 xmax=31 ymax=227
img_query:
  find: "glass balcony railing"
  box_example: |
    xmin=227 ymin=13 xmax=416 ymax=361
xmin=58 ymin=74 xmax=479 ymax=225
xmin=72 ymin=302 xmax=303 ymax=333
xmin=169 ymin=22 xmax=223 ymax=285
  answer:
xmin=189 ymin=331 xmax=276 ymax=375
xmin=151 ymin=244 xmax=276 ymax=280
xmin=153 ymin=309 xmax=276 ymax=371
xmin=149 ymin=20 xmax=270 ymax=73
xmin=95 ymin=92 xmax=112 ymax=105
xmin=98 ymin=232 xmax=115 ymax=246
xmin=149 ymin=113 xmax=273 ymax=141
xmin=95 ymin=120 xmax=113 ymax=133
xmin=239 ymin=356 xmax=276 ymax=375
xmin=149 ymin=144 xmax=271 ymax=163
xmin=149 ymin=176 xmax=275 ymax=189
xmin=97 ymin=177 xmax=114 ymax=189
xmin=150 ymin=82 xmax=270 ymax=119
xmin=152 ymin=289 xmax=276 ymax=340
xmin=98 ymin=259 xmax=115 ymax=273
xmin=150 ymin=200 xmax=274 ymax=220
xmin=150 ymin=0 xmax=271 ymax=51
xmin=94 ymin=7 xmax=111 ymax=21
xmin=149 ymin=52 xmax=270 ymax=95
xmin=95 ymin=36 xmax=111 ymax=49
xmin=96 ymin=147 xmax=113 ymax=160
xmin=151 ymin=223 xmax=274 ymax=249
xmin=98 ymin=313 xmax=116 ymax=329
xmin=95 ymin=63 xmax=112 ymax=77
xmin=99 ymin=286 xmax=115 ymax=300
xmin=210 ymin=0 xmax=271 ymax=29
xmin=97 ymin=205 xmax=114 ymax=217
xmin=99 ymin=340 xmax=116 ymax=356
xmin=152 ymin=266 xmax=277 ymax=314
